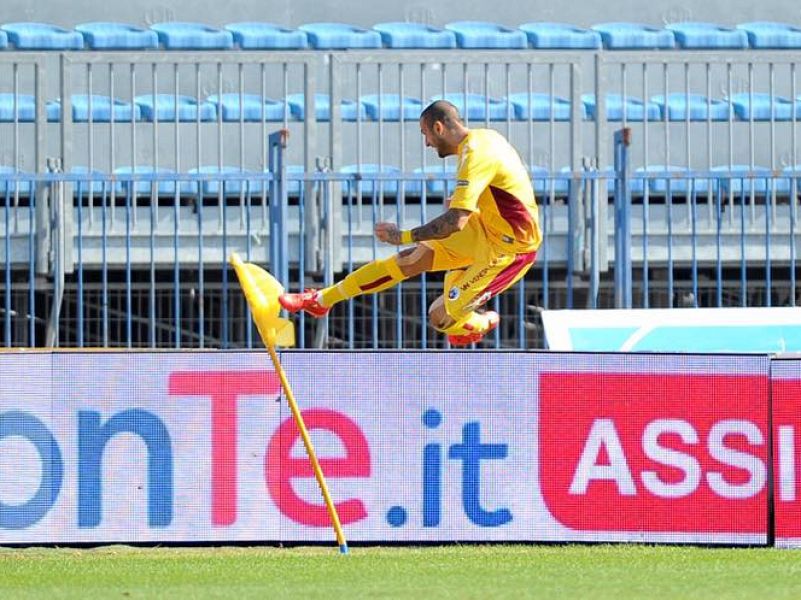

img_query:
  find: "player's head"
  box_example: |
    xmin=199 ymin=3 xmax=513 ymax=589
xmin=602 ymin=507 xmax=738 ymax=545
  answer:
xmin=420 ymin=100 xmax=467 ymax=158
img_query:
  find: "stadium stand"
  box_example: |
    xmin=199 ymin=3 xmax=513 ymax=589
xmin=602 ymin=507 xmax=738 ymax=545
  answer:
xmin=1 ymin=22 xmax=83 ymax=49
xmin=206 ymin=94 xmax=290 ymax=121
xmin=224 ymin=22 xmax=309 ymax=49
xmin=45 ymin=95 xmax=140 ymax=123
xmin=444 ymin=21 xmax=528 ymax=48
xmin=581 ymin=94 xmax=661 ymax=121
xmin=505 ymin=93 xmax=576 ymax=121
xmin=519 ymin=23 xmax=602 ymax=49
xmin=298 ymin=23 xmax=382 ymax=49
xmin=650 ymin=94 xmax=732 ymax=121
xmin=591 ymin=22 xmax=675 ymax=49
xmin=0 ymin=93 xmax=35 ymax=121
xmin=285 ymin=93 xmax=365 ymax=121
xmin=149 ymin=22 xmax=234 ymax=49
xmin=372 ymin=22 xmax=456 ymax=48
xmin=728 ymin=93 xmax=801 ymax=121
xmin=359 ymin=94 xmax=424 ymax=121
xmin=736 ymin=21 xmax=801 ymax=48
xmin=665 ymin=22 xmax=749 ymax=49
xmin=133 ymin=95 xmax=217 ymax=121
xmin=340 ymin=164 xmax=404 ymax=196
xmin=74 ymin=22 xmax=159 ymax=50
xmin=428 ymin=93 xmax=512 ymax=121
xmin=2 ymin=18 xmax=801 ymax=349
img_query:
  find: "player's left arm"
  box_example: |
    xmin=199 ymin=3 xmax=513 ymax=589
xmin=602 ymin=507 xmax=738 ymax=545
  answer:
xmin=375 ymin=208 xmax=471 ymax=245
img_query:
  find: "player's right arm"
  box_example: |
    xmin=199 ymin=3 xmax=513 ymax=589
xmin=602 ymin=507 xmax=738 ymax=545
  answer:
xmin=375 ymin=208 xmax=471 ymax=245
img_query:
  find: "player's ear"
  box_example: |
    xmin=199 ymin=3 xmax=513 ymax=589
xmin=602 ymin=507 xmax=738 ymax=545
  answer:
xmin=432 ymin=120 xmax=445 ymax=136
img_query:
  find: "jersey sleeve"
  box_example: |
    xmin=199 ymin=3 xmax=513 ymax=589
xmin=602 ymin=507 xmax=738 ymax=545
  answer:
xmin=448 ymin=141 xmax=497 ymax=212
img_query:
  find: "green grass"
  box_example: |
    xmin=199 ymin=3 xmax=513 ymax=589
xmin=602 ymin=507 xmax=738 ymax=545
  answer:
xmin=0 ymin=544 xmax=800 ymax=599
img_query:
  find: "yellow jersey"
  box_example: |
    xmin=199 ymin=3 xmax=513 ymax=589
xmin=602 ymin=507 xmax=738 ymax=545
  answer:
xmin=448 ymin=128 xmax=541 ymax=253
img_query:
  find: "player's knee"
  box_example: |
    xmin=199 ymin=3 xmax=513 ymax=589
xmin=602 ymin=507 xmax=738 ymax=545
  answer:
xmin=396 ymin=244 xmax=433 ymax=277
xmin=428 ymin=297 xmax=455 ymax=331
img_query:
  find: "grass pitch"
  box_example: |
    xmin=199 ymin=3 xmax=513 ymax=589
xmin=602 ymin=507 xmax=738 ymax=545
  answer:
xmin=1 ymin=544 xmax=800 ymax=599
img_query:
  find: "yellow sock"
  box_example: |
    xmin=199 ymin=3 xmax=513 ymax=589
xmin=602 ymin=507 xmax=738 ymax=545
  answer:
xmin=319 ymin=255 xmax=407 ymax=307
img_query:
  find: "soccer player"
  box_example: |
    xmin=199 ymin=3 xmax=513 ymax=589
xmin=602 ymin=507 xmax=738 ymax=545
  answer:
xmin=280 ymin=99 xmax=541 ymax=346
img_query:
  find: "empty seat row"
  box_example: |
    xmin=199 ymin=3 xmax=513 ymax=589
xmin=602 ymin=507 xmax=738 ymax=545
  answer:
xmin=1 ymin=21 xmax=801 ymax=50
xmin=583 ymin=93 xmax=801 ymax=121
xmin=3 ymin=164 xmax=799 ymax=197
xmin=3 ymin=92 xmax=801 ymax=123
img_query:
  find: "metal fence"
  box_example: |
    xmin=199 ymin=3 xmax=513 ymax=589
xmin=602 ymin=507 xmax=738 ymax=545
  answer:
xmin=0 ymin=49 xmax=800 ymax=349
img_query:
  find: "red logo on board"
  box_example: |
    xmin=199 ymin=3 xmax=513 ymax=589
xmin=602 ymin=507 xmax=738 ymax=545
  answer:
xmin=539 ymin=372 xmax=768 ymax=534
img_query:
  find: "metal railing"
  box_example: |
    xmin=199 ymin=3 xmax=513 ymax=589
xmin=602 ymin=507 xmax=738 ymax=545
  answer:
xmin=0 ymin=49 xmax=800 ymax=348
xmin=2 ymin=155 xmax=799 ymax=349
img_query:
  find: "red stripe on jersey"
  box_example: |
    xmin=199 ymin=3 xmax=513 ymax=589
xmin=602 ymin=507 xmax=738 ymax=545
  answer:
xmin=489 ymin=185 xmax=535 ymax=240
xmin=360 ymin=275 xmax=393 ymax=291
xmin=484 ymin=251 xmax=537 ymax=298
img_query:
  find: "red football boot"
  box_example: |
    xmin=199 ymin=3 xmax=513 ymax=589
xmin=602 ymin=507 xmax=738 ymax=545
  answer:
xmin=447 ymin=311 xmax=500 ymax=347
xmin=278 ymin=289 xmax=331 ymax=318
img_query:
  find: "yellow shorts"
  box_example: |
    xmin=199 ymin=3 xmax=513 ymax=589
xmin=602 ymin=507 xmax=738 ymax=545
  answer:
xmin=422 ymin=216 xmax=537 ymax=321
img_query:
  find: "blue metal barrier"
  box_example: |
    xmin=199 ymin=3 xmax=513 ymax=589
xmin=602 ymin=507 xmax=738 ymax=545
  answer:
xmin=1 ymin=143 xmax=800 ymax=349
xmin=614 ymin=128 xmax=633 ymax=308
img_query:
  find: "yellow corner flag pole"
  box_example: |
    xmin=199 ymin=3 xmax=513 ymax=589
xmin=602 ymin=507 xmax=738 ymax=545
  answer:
xmin=229 ymin=253 xmax=349 ymax=555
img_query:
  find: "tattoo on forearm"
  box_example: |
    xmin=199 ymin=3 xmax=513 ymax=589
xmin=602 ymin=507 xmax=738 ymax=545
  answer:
xmin=411 ymin=210 xmax=462 ymax=242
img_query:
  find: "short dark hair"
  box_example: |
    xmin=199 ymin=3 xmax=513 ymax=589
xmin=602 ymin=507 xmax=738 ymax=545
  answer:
xmin=420 ymin=100 xmax=463 ymax=129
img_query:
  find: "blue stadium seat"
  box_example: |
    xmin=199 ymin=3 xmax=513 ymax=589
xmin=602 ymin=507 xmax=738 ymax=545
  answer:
xmin=729 ymin=93 xmax=800 ymax=121
xmin=0 ymin=93 xmax=36 ymax=122
xmin=651 ymin=94 xmax=731 ymax=121
xmin=1 ymin=22 xmax=83 ymax=49
xmin=340 ymin=164 xmax=402 ymax=196
xmin=46 ymin=101 xmax=59 ymax=122
xmin=285 ymin=93 xmax=365 ymax=121
xmin=413 ymin=165 xmax=455 ymax=196
xmin=429 ymin=93 xmax=511 ymax=121
xmin=372 ymin=22 xmax=456 ymax=48
xmin=518 ymin=23 xmax=601 ymax=49
xmin=71 ymin=166 xmax=110 ymax=197
xmin=591 ymin=23 xmax=675 ymax=49
xmin=444 ymin=21 xmax=527 ymax=48
xmin=47 ymin=95 xmax=140 ymax=122
xmin=531 ymin=166 xmax=570 ymax=196
xmin=113 ymin=166 xmax=180 ymax=196
xmin=224 ymin=22 xmax=308 ymax=49
xmin=505 ymin=93 xmax=576 ymax=120
xmin=0 ymin=30 xmax=7 ymax=49
xmin=360 ymin=94 xmax=423 ymax=121
xmin=186 ymin=166 xmax=265 ymax=196
xmin=134 ymin=95 xmax=216 ymax=122
xmin=206 ymin=94 xmax=291 ymax=121
xmin=665 ymin=22 xmax=748 ymax=49
xmin=298 ymin=23 xmax=382 ymax=49
xmin=149 ymin=22 xmax=233 ymax=49
xmin=711 ymin=165 xmax=772 ymax=195
xmin=75 ymin=22 xmax=159 ymax=49
xmin=0 ymin=166 xmax=32 ymax=195
xmin=581 ymin=94 xmax=661 ymax=121
xmin=736 ymin=22 xmax=801 ymax=49
xmin=635 ymin=165 xmax=710 ymax=195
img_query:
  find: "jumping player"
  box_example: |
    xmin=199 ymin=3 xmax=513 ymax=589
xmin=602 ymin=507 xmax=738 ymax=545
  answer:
xmin=280 ymin=99 xmax=541 ymax=346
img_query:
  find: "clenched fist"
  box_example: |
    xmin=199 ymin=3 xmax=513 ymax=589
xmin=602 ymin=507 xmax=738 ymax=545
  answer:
xmin=375 ymin=222 xmax=402 ymax=245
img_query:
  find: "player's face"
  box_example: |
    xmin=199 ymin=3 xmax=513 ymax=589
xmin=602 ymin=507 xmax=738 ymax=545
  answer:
xmin=420 ymin=118 xmax=451 ymax=158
